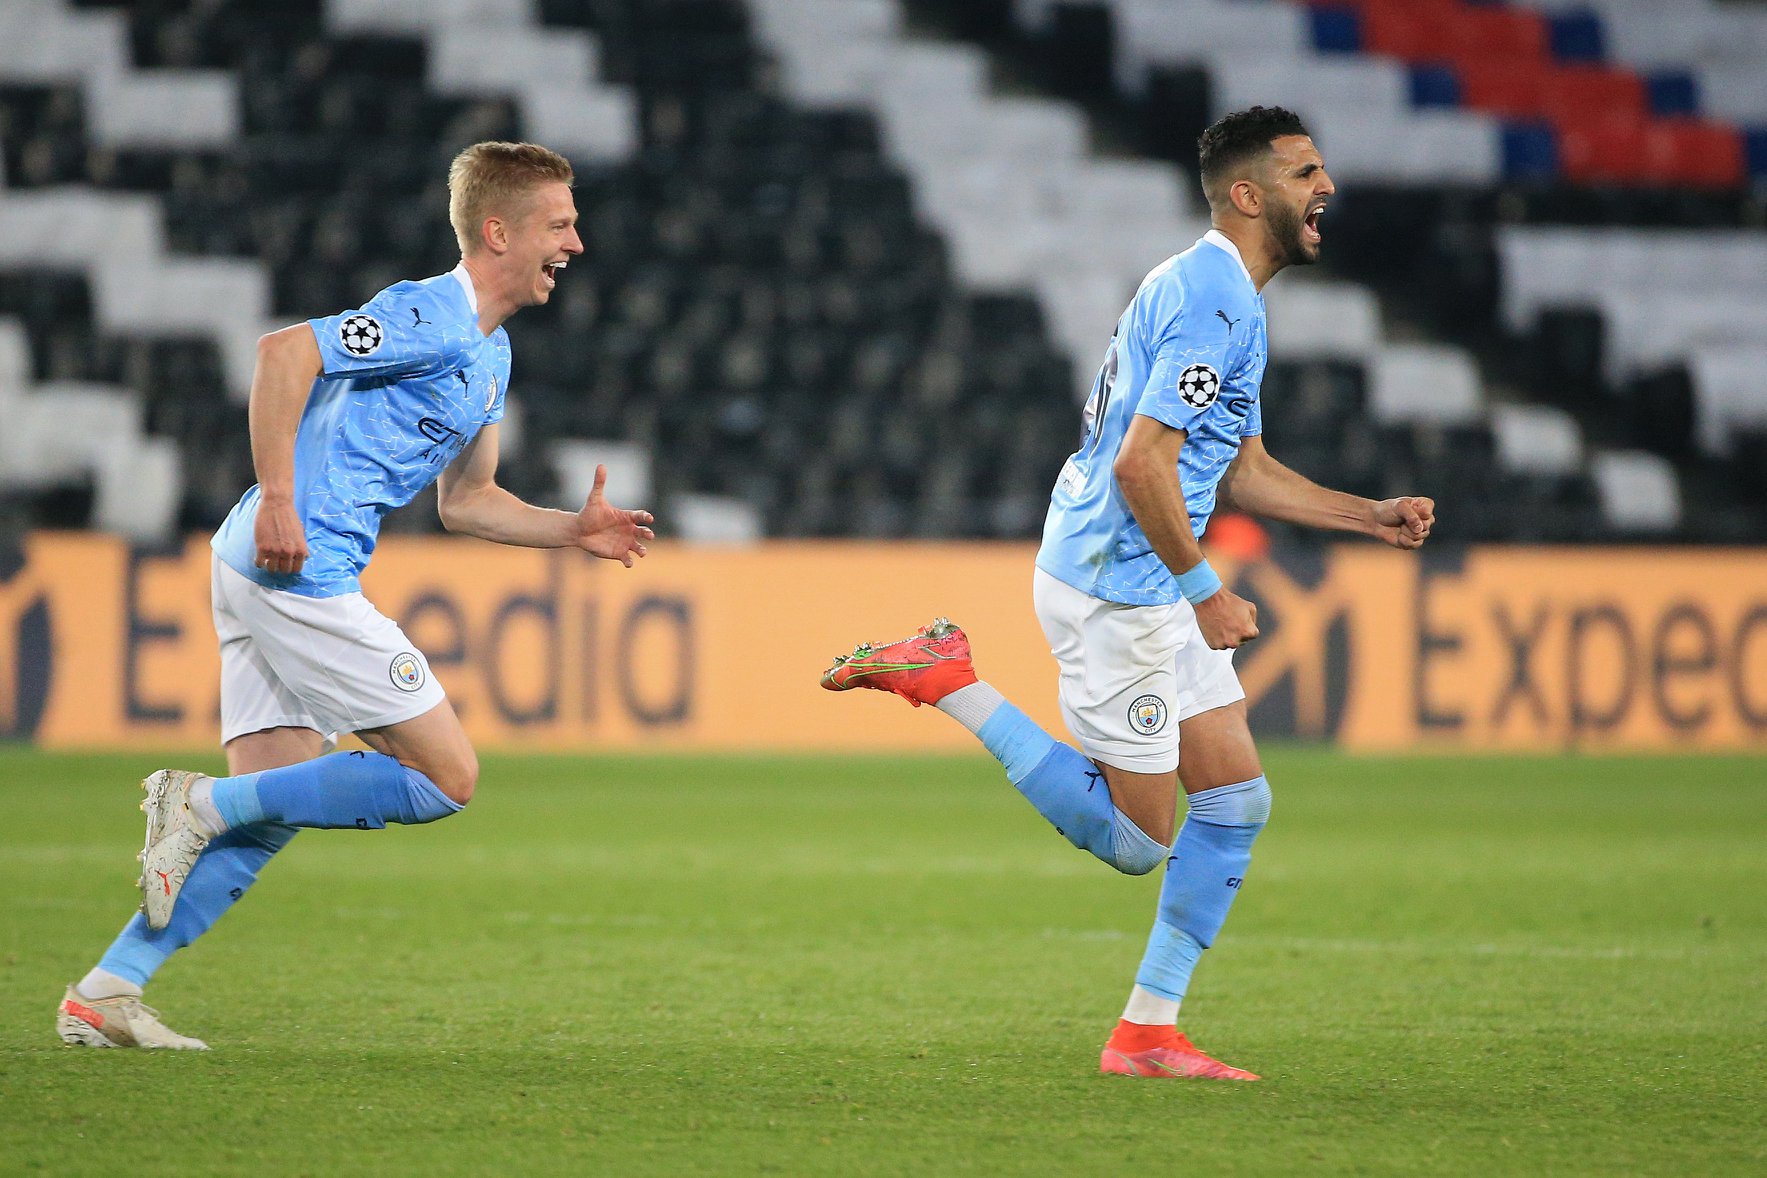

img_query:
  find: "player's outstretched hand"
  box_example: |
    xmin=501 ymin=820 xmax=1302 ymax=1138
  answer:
xmin=1373 ymin=496 xmax=1435 ymax=550
xmin=1193 ymin=588 xmax=1260 ymax=650
xmin=575 ymin=463 xmax=655 ymax=567
xmin=254 ymin=497 xmax=308 ymax=575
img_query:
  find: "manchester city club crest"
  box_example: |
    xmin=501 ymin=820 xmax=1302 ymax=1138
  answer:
xmin=1128 ymin=693 xmax=1168 ymax=736
xmin=389 ymin=652 xmax=426 ymax=693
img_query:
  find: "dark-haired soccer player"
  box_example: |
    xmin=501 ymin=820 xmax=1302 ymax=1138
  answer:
xmin=57 ymin=142 xmax=654 ymax=1049
xmin=823 ymin=107 xmax=1434 ymax=1079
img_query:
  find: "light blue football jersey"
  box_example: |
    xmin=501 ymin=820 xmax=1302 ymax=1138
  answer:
xmin=1036 ymin=231 xmax=1268 ymax=606
xmin=213 ymin=265 xmax=511 ymax=598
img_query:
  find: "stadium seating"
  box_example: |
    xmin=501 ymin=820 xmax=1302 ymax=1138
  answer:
xmin=997 ymin=0 xmax=1767 ymax=538
xmin=2 ymin=0 xmax=1761 ymax=546
xmin=0 ymin=0 xmax=1086 ymax=542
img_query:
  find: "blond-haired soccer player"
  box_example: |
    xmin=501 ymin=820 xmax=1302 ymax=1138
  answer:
xmin=57 ymin=142 xmax=653 ymax=1049
xmin=823 ymin=108 xmax=1434 ymax=1079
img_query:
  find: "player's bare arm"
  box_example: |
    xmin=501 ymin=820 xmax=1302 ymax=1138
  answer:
xmin=1114 ymin=413 xmax=1260 ymax=649
xmin=1219 ymin=435 xmax=1434 ymax=549
xmin=436 ymin=426 xmax=654 ymax=566
xmin=248 ymin=324 xmax=325 ymax=576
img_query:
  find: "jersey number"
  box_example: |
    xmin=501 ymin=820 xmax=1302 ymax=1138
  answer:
xmin=1080 ymin=337 xmax=1119 ymax=451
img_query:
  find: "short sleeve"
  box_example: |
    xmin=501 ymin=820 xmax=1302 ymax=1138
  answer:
xmin=1241 ymin=393 xmax=1263 ymax=437
xmin=308 ymin=287 xmax=467 ymax=382
xmin=1137 ymin=286 xmax=1236 ymax=434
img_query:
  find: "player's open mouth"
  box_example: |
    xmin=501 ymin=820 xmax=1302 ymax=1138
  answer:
xmin=1303 ymin=203 xmax=1325 ymax=245
xmin=541 ymin=260 xmax=567 ymax=289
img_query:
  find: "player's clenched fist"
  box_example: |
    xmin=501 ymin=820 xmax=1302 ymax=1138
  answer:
xmin=1372 ymin=496 xmax=1435 ymax=550
xmin=253 ymin=498 xmax=308 ymax=575
xmin=1193 ymin=587 xmax=1260 ymax=650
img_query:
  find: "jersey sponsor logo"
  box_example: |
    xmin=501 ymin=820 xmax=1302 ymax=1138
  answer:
xmin=1216 ymin=309 xmax=1240 ymax=331
xmin=1177 ymin=363 xmax=1221 ymax=409
xmin=417 ymin=416 xmax=466 ymax=463
xmin=1128 ymin=693 xmax=1168 ymax=735
xmin=410 ymin=306 xmax=431 ymax=327
xmin=339 ymin=314 xmax=384 ymax=356
xmin=389 ymin=651 xmax=426 ymax=692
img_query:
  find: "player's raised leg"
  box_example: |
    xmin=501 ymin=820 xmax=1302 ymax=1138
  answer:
xmin=1101 ymin=702 xmax=1267 ymax=1081
xmin=138 ymin=700 xmax=474 ymax=930
xmin=823 ymin=619 xmax=1170 ymax=876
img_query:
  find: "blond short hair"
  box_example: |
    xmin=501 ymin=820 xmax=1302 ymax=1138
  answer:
xmin=447 ymin=141 xmax=575 ymax=254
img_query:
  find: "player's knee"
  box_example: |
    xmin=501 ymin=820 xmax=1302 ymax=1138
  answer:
xmin=1114 ymin=840 xmax=1169 ymax=876
xmin=1109 ymin=810 xmax=1173 ymax=875
xmin=423 ymin=747 xmax=479 ymax=807
xmin=1187 ymin=775 xmax=1272 ymax=828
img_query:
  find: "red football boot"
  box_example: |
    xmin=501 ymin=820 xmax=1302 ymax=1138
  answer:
xmin=819 ymin=618 xmax=977 ymax=707
xmin=1099 ymin=1020 xmax=1260 ymax=1081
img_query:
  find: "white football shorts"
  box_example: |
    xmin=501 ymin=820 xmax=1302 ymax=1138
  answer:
xmin=212 ymin=555 xmax=445 ymax=745
xmin=1032 ymin=568 xmax=1245 ymax=775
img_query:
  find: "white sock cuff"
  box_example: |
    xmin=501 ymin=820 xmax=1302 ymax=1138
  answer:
xmin=933 ymin=681 xmax=1007 ymax=735
xmin=187 ymin=776 xmax=227 ymax=838
xmin=1122 ymin=984 xmax=1180 ymax=1026
xmin=77 ymin=968 xmax=142 ymax=1000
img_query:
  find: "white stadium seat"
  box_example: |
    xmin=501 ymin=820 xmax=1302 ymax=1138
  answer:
xmin=1590 ymin=449 xmax=1683 ymax=533
xmin=1307 ymin=109 xmax=1502 ymax=185
xmin=0 ymin=2 xmax=237 ymax=149
xmin=333 ymin=0 xmax=639 ymax=162
xmin=550 ymin=440 xmax=653 ymax=515
xmin=1591 ymin=293 xmax=1767 ymax=385
xmin=1210 ymin=55 xmax=1412 ymax=128
xmin=0 ymin=366 xmax=182 ymax=542
xmin=1263 ymin=280 xmax=1383 ymax=360
xmin=1110 ymin=0 xmax=1310 ymax=94
xmin=1689 ymin=348 xmax=1767 ymax=458
xmin=1491 ymin=403 xmax=1585 ymax=476
xmin=672 ymin=495 xmax=764 ymax=545
xmin=1367 ymin=344 xmax=1486 ymax=426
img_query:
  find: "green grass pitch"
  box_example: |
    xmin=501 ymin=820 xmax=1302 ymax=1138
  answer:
xmin=2 ymin=746 xmax=1763 ymax=1175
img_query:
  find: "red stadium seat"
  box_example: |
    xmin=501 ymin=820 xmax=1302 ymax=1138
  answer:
xmin=1450 ymin=4 xmax=1548 ymax=64
xmin=1349 ymin=0 xmax=1547 ymax=65
xmin=1541 ymin=66 xmax=1646 ymax=126
xmin=1649 ymin=120 xmax=1746 ymax=189
xmin=1458 ymin=57 xmax=1550 ymax=118
xmin=1457 ymin=60 xmax=1644 ymax=126
xmin=1556 ymin=119 xmax=1652 ymax=186
xmin=1352 ymin=0 xmax=1464 ymax=63
xmin=1557 ymin=118 xmax=1745 ymax=189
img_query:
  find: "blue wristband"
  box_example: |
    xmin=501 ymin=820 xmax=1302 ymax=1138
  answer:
xmin=1175 ymin=559 xmax=1223 ymax=605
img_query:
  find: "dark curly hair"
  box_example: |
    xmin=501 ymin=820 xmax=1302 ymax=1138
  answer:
xmin=1197 ymin=106 xmax=1312 ymax=202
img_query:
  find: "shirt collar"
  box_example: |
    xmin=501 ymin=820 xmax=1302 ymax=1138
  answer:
xmin=1202 ymin=229 xmax=1254 ymax=286
xmin=449 ymin=261 xmax=479 ymax=315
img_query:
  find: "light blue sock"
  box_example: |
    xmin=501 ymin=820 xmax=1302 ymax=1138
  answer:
xmin=1135 ymin=775 xmax=1272 ymax=1002
xmin=975 ymin=702 xmax=1168 ymax=875
xmin=210 ymin=750 xmax=461 ymax=831
xmin=96 ymin=822 xmax=299 ymax=987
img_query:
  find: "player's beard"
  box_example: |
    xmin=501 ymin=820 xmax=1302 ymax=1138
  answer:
xmin=1268 ymin=200 xmax=1319 ymax=268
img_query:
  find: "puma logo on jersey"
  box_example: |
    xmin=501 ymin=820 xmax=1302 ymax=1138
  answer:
xmin=1216 ymin=310 xmax=1240 ymax=331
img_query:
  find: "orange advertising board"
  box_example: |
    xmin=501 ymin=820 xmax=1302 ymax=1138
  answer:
xmin=1 ymin=533 xmax=1763 ymax=753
